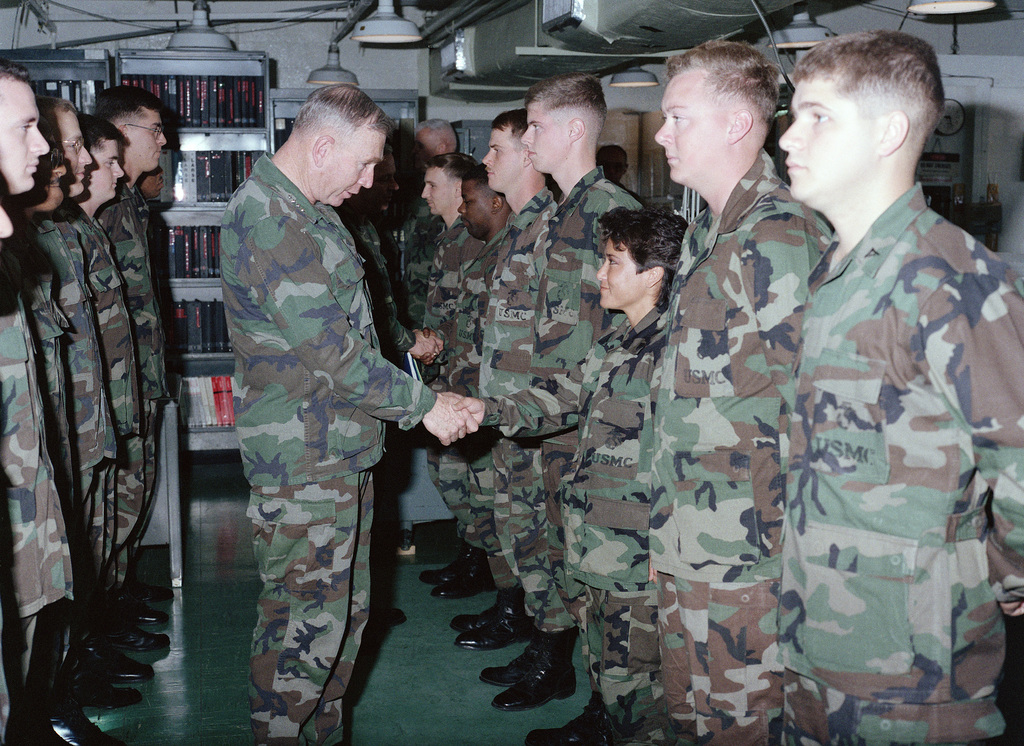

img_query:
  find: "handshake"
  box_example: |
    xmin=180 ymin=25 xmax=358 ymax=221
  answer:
xmin=409 ymin=328 xmax=443 ymax=365
xmin=422 ymin=392 xmax=487 ymax=446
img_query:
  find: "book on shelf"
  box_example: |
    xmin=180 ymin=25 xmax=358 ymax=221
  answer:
xmin=181 ymin=375 xmax=235 ymax=428
xmin=120 ymin=74 xmax=265 ymax=128
xmin=170 ymin=299 xmax=231 ymax=354
xmin=32 ymin=79 xmax=105 ymax=112
xmin=167 ymin=150 xmax=263 ymax=204
xmin=156 ymin=225 xmax=221 ymax=279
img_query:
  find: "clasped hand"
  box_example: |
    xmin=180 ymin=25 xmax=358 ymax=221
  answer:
xmin=410 ymin=328 xmax=443 ymax=364
xmin=422 ymin=392 xmax=486 ymax=446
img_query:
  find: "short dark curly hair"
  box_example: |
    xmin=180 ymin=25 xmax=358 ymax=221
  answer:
xmin=599 ymin=207 xmax=687 ymax=309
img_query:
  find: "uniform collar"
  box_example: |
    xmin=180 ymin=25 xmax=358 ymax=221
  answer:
xmin=253 ymin=154 xmax=331 ymax=225
xmin=824 ymin=184 xmax=926 ymax=280
xmin=555 ymin=167 xmax=603 ymax=216
xmin=717 ymin=150 xmax=783 ymax=235
xmin=513 ymin=187 xmax=555 ymax=229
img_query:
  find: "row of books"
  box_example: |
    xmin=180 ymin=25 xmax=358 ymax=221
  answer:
xmin=169 ymin=300 xmax=231 ymax=354
xmin=121 ymin=75 xmax=265 ymax=128
xmin=181 ymin=376 xmax=235 ymax=428
xmin=170 ymin=150 xmax=263 ymax=204
xmin=155 ymin=225 xmax=221 ymax=279
xmin=31 ymin=79 xmax=105 ymax=112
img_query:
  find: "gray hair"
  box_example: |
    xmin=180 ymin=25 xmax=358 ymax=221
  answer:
xmin=415 ymin=118 xmax=456 ymax=149
xmin=293 ymin=84 xmax=396 ymax=139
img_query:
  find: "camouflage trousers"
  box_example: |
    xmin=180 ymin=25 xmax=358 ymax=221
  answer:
xmin=248 ymin=472 xmax=373 ymax=746
xmin=782 ymin=670 xmax=993 ymax=746
xmin=88 ymin=459 xmax=116 ymax=591
xmin=586 ymin=586 xmax=672 ymax=745
xmin=109 ymin=400 xmax=160 ymax=587
xmin=426 ymin=429 xmax=502 ymax=554
xmin=492 ymin=436 xmax=576 ymax=631
xmin=657 ymin=573 xmax=784 ymax=745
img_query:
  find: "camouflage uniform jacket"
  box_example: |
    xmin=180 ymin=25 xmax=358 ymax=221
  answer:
xmin=0 ymin=261 xmax=73 ymax=617
xmin=220 ymin=155 xmax=435 ymax=490
xmin=339 ymin=206 xmax=415 ymax=362
xmin=779 ymin=185 xmax=1024 ymax=738
xmin=649 ymin=151 xmax=829 ymax=584
xmin=399 ymin=195 xmax=444 ymax=327
xmin=478 ymin=187 xmax=555 ymax=400
xmin=37 ymin=214 xmax=114 ymax=469
xmin=98 ymin=184 xmax=168 ymax=401
xmin=486 ymin=309 xmax=665 ymax=592
xmin=72 ymin=209 xmax=142 ymax=439
xmin=422 ymin=218 xmax=481 ymax=356
xmin=435 ymin=225 xmax=507 ymax=398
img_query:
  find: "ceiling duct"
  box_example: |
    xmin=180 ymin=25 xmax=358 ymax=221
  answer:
xmin=429 ymin=0 xmax=801 ymax=101
xmin=541 ymin=0 xmax=798 ymax=54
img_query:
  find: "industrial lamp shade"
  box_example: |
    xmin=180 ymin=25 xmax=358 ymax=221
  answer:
xmin=307 ymin=44 xmax=359 ymax=86
xmin=775 ymin=8 xmax=834 ymax=49
xmin=168 ymin=1 xmax=234 ymax=50
xmin=907 ymin=0 xmax=995 ymax=13
xmin=351 ymin=0 xmax=422 ymax=43
xmin=609 ymin=67 xmax=658 ymax=88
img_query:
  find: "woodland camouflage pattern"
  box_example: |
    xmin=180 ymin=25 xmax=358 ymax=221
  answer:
xmin=483 ymin=172 xmax=639 ymax=631
xmin=46 ymin=210 xmax=115 ymax=471
xmin=98 ymin=184 xmax=167 ymax=401
xmin=649 ymin=151 xmax=829 ymax=743
xmin=399 ymin=196 xmax=444 ymax=327
xmin=649 ymin=151 xmax=828 ymax=585
xmin=780 ymin=185 xmax=1024 ymax=744
xmin=220 ymin=155 xmax=434 ymax=490
xmin=485 ymin=308 xmax=668 ymax=742
xmin=339 ymin=207 xmax=414 ymax=362
xmin=248 ymin=474 xmax=372 ymax=745
xmin=0 ymin=257 xmax=73 ymax=618
xmin=422 ymin=219 xmax=481 ymax=371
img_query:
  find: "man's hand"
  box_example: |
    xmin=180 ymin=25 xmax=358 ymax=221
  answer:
xmin=1001 ymin=599 xmax=1024 ymax=617
xmin=423 ymin=391 xmax=484 ymax=445
xmin=453 ymin=396 xmax=486 ymax=424
xmin=410 ymin=328 xmax=443 ymax=364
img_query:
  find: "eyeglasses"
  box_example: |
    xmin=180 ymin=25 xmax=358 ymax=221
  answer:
xmin=48 ymin=147 xmax=64 ymax=169
xmin=62 ymin=136 xmax=84 ymax=154
xmin=124 ymin=122 xmax=164 ymax=136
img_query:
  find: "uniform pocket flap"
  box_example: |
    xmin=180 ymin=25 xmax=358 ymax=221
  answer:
xmin=684 ymin=298 xmax=727 ymax=329
xmin=586 ymin=496 xmax=649 ymax=531
xmin=812 ymin=349 xmax=885 ymax=403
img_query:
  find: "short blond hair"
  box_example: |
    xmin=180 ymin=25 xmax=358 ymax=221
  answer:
xmin=793 ymin=30 xmax=943 ymax=149
xmin=666 ymin=41 xmax=779 ymax=128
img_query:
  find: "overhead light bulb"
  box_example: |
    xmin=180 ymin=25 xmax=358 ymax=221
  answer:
xmin=307 ymin=43 xmax=359 ymax=86
xmin=775 ymin=5 xmax=835 ymax=49
xmin=908 ymin=0 xmax=995 ymax=13
xmin=351 ymin=0 xmax=422 ymax=44
xmin=609 ymin=67 xmax=658 ymax=88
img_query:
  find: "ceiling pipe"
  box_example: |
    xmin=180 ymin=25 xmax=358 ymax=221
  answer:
xmin=421 ymin=0 xmax=530 ymax=47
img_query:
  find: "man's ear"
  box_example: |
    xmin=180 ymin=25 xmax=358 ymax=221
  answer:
xmin=567 ymin=117 xmax=586 ymax=146
xmin=726 ymin=109 xmax=755 ymax=146
xmin=490 ymin=195 xmax=504 ymax=213
xmin=311 ymin=135 xmax=334 ymax=168
xmin=878 ymin=110 xmax=910 ymax=158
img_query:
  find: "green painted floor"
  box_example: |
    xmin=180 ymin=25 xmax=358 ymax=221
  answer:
xmin=88 ymin=453 xmax=589 ymax=745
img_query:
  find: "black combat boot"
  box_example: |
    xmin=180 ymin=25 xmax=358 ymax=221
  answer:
xmin=454 ymin=587 xmax=532 ymax=650
xmin=491 ymin=628 xmax=577 ymax=711
xmin=524 ymin=690 xmax=614 ymax=745
xmin=451 ymin=591 xmax=501 ymax=633
xmin=419 ymin=539 xmax=474 ymax=585
xmin=431 ymin=545 xmax=495 ymax=599
xmin=480 ymin=628 xmax=544 ymax=686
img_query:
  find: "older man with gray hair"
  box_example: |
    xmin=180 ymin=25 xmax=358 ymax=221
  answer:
xmin=220 ymin=84 xmax=479 ymax=745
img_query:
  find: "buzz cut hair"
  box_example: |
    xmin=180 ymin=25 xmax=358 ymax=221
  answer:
xmin=525 ymin=72 xmax=607 ymax=132
xmin=490 ymin=108 xmax=528 ymax=143
xmin=37 ymin=95 xmax=78 ymax=129
xmin=425 ymin=152 xmax=476 ymax=182
xmin=793 ymin=30 xmax=943 ymax=150
xmin=94 ymin=85 xmax=164 ymax=123
xmin=292 ymin=84 xmax=396 ymax=139
xmin=666 ymin=41 xmax=779 ymax=129
xmin=80 ymin=112 xmax=126 ymax=153
xmin=462 ymin=162 xmax=495 ymax=193
xmin=0 ymin=58 xmax=30 ymax=87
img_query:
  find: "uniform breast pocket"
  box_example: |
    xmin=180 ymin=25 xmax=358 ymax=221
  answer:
xmin=809 ymin=351 xmax=890 ymax=485
xmin=537 ymin=267 xmax=583 ymax=356
xmin=581 ymin=398 xmax=643 ymax=485
xmin=671 ymin=298 xmax=734 ymax=398
xmin=790 ymin=522 xmax=916 ymax=677
xmin=490 ymin=288 xmax=535 ymax=372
